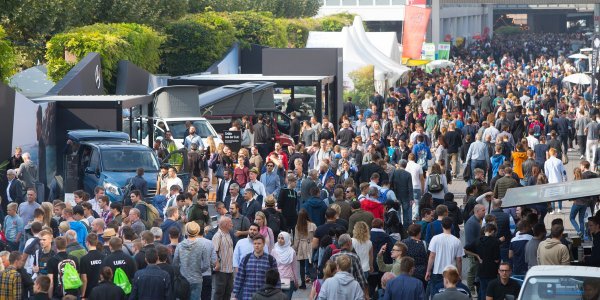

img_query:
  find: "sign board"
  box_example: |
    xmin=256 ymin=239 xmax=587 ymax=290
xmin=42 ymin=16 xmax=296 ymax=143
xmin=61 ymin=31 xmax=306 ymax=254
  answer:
xmin=407 ymin=0 xmax=426 ymax=5
xmin=223 ymin=130 xmax=241 ymax=152
xmin=438 ymin=43 xmax=451 ymax=60
xmin=421 ymin=43 xmax=436 ymax=60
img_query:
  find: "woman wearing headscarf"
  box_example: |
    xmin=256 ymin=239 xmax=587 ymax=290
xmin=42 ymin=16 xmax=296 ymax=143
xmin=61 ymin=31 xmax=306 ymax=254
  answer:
xmin=272 ymin=232 xmax=300 ymax=299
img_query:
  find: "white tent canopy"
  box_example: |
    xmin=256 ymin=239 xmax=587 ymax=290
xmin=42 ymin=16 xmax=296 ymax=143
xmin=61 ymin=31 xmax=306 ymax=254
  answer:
xmin=306 ymin=16 xmax=409 ymax=93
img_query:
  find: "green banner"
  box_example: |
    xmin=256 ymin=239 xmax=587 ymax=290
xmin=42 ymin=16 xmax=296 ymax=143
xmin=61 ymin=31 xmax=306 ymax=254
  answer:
xmin=438 ymin=42 xmax=451 ymax=60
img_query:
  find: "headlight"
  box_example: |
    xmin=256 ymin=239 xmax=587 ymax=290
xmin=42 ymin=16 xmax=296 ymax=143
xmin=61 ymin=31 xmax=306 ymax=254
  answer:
xmin=103 ymin=182 xmax=120 ymax=196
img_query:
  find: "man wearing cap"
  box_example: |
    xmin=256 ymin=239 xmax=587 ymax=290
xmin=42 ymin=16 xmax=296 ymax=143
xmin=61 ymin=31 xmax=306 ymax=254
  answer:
xmin=4 ymin=169 xmax=24 ymax=214
xmin=101 ymin=228 xmax=117 ymax=254
xmin=241 ymin=189 xmax=262 ymax=223
xmin=245 ymin=168 xmax=266 ymax=205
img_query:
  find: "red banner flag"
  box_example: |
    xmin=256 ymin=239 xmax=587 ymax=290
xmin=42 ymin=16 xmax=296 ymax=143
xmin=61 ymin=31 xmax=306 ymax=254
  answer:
xmin=402 ymin=5 xmax=431 ymax=59
xmin=407 ymin=0 xmax=426 ymax=5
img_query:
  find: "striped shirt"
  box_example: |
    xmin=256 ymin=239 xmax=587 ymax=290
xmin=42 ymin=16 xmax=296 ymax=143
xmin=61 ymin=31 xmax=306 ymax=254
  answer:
xmin=232 ymin=252 xmax=278 ymax=300
xmin=330 ymin=250 xmax=368 ymax=291
xmin=213 ymin=229 xmax=234 ymax=273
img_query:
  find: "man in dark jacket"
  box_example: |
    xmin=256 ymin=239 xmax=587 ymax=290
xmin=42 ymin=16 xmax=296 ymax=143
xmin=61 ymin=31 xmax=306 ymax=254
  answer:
xmin=445 ymin=123 xmax=463 ymax=178
xmin=355 ymin=153 xmax=388 ymax=184
xmin=369 ymin=218 xmax=394 ymax=298
xmin=348 ymin=201 xmax=374 ymax=235
xmin=134 ymin=231 xmax=156 ymax=270
xmin=490 ymin=199 xmax=512 ymax=262
xmin=390 ymin=160 xmax=413 ymax=227
xmin=130 ymin=248 xmax=172 ymax=300
xmin=443 ymin=193 xmax=463 ymax=239
xmin=289 ymin=112 xmax=301 ymax=144
xmin=301 ymin=186 xmax=328 ymax=227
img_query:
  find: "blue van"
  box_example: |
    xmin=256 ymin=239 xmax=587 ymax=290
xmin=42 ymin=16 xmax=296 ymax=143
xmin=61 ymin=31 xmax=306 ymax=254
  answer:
xmin=64 ymin=130 xmax=159 ymax=202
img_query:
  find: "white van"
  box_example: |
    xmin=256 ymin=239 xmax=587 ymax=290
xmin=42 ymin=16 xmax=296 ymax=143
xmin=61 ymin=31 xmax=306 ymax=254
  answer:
xmin=518 ymin=265 xmax=600 ymax=300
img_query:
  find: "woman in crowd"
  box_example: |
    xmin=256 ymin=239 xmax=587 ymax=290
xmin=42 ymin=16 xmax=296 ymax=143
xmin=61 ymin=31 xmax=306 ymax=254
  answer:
xmin=294 ymin=209 xmax=316 ymax=289
xmin=254 ymin=211 xmax=275 ymax=253
xmin=351 ymin=221 xmax=373 ymax=279
xmin=272 ymin=232 xmax=300 ymax=299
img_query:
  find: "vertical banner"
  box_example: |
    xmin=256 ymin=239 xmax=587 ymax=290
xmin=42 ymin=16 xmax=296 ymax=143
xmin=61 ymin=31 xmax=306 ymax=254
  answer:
xmin=421 ymin=43 xmax=436 ymax=60
xmin=402 ymin=6 xmax=431 ymax=59
xmin=593 ymin=37 xmax=600 ymax=103
xmin=407 ymin=0 xmax=426 ymax=5
xmin=438 ymin=43 xmax=451 ymax=60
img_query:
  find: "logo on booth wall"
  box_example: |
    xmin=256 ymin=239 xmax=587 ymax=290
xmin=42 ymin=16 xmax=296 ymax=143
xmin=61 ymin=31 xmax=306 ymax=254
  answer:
xmin=95 ymin=65 xmax=101 ymax=89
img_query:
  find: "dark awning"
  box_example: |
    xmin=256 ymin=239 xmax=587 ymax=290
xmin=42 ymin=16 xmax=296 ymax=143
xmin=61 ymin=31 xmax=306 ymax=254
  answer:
xmin=501 ymin=178 xmax=600 ymax=208
xmin=239 ymin=81 xmax=276 ymax=110
xmin=198 ymin=85 xmax=255 ymax=116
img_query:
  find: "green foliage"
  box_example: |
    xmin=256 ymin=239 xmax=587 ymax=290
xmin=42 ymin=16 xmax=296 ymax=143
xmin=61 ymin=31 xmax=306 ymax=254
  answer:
xmin=0 ymin=26 xmax=17 ymax=82
xmin=279 ymin=18 xmax=319 ymax=48
xmin=347 ymin=65 xmax=375 ymax=109
xmin=188 ymin=0 xmax=320 ymax=18
xmin=94 ymin=0 xmax=188 ymax=26
xmin=316 ymin=13 xmax=355 ymax=32
xmin=224 ymin=11 xmax=287 ymax=48
xmin=495 ymin=26 xmax=523 ymax=35
xmin=46 ymin=23 xmax=164 ymax=93
xmin=161 ymin=12 xmax=237 ymax=76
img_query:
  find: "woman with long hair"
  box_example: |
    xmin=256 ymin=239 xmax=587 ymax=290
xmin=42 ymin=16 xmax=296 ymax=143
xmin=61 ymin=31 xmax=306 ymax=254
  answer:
xmin=293 ymin=209 xmax=316 ymax=289
xmin=309 ymin=260 xmax=336 ymax=300
xmin=88 ymin=267 xmax=126 ymax=300
xmin=351 ymin=221 xmax=373 ymax=279
xmin=272 ymin=232 xmax=300 ymax=298
xmin=512 ymin=143 xmax=528 ymax=183
xmin=570 ymin=167 xmax=588 ymax=238
xmin=254 ymin=211 xmax=275 ymax=253
xmin=40 ymin=202 xmax=59 ymax=237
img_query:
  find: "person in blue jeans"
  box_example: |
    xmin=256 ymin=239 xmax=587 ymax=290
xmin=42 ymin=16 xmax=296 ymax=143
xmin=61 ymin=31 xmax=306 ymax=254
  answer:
xmin=571 ymin=168 xmax=589 ymax=238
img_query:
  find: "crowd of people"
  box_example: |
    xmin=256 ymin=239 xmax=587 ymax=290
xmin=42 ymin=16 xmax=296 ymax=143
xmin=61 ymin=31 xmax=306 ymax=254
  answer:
xmin=2 ymin=31 xmax=600 ymax=300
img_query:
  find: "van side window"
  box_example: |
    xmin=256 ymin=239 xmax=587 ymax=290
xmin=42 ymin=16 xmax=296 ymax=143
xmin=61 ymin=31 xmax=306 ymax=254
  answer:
xmin=89 ymin=149 xmax=100 ymax=171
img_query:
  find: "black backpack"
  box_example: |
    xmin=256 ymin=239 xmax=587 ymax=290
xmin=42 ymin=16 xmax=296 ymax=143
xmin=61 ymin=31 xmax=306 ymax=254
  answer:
xmin=266 ymin=211 xmax=282 ymax=237
xmin=173 ymin=266 xmax=191 ymax=300
xmin=428 ymin=174 xmax=443 ymax=193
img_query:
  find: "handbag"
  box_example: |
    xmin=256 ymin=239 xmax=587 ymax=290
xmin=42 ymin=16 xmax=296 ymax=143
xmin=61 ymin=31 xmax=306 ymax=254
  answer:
xmin=463 ymin=160 xmax=472 ymax=181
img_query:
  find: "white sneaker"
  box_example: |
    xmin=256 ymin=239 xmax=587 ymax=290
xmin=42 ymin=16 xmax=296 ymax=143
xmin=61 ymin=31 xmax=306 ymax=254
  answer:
xmin=557 ymin=209 xmax=562 ymax=214
xmin=581 ymin=155 xmax=585 ymax=159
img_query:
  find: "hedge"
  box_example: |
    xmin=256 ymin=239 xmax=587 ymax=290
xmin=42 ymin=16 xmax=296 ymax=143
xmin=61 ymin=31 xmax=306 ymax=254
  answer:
xmin=0 ymin=26 xmax=17 ymax=82
xmin=224 ymin=11 xmax=287 ymax=48
xmin=46 ymin=23 xmax=164 ymax=92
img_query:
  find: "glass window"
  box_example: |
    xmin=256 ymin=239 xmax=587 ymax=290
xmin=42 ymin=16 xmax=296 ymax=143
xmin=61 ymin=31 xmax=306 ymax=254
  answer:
xmin=89 ymin=150 xmax=99 ymax=170
xmin=286 ymin=87 xmax=316 ymax=122
xmin=341 ymin=0 xmax=357 ymax=5
xmin=358 ymin=0 xmax=373 ymax=5
xmin=520 ymin=276 xmax=600 ymax=300
xmin=168 ymin=121 xmax=216 ymax=139
xmin=101 ymin=150 xmax=159 ymax=172
xmin=391 ymin=0 xmax=403 ymax=4
xmin=375 ymin=0 xmax=390 ymax=5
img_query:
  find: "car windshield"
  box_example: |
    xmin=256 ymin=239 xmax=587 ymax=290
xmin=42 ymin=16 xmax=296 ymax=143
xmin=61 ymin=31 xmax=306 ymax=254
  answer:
xmin=520 ymin=276 xmax=600 ymax=300
xmin=101 ymin=149 xmax=160 ymax=172
xmin=169 ymin=121 xmax=215 ymax=139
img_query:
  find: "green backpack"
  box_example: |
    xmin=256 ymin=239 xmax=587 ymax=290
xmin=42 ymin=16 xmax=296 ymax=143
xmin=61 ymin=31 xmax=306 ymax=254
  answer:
xmin=61 ymin=262 xmax=83 ymax=290
xmin=114 ymin=267 xmax=132 ymax=294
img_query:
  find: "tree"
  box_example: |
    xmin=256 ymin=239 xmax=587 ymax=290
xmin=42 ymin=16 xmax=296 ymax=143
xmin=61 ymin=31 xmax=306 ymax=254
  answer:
xmin=0 ymin=26 xmax=17 ymax=82
xmin=46 ymin=23 xmax=164 ymax=93
xmin=225 ymin=11 xmax=287 ymax=48
xmin=188 ymin=0 xmax=320 ymax=18
xmin=347 ymin=65 xmax=375 ymax=109
xmin=160 ymin=13 xmax=237 ymax=76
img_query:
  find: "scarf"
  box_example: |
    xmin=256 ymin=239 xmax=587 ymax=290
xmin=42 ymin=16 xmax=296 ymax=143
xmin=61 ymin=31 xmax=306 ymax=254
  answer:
xmin=273 ymin=232 xmax=294 ymax=265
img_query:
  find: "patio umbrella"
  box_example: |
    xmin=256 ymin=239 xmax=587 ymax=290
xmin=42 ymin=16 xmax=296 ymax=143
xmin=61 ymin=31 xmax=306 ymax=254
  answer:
xmin=563 ymin=73 xmax=592 ymax=85
xmin=426 ymin=59 xmax=455 ymax=70
xmin=568 ymin=53 xmax=588 ymax=59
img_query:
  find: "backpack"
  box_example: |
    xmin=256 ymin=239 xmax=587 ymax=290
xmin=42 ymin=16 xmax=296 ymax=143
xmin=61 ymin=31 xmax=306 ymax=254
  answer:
xmin=114 ymin=267 xmax=132 ymax=294
xmin=428 ymin=174 xmax=443 ymax=193
xmin=378 ymin=188 xmax=390 ymax=203
xmin=58 ymin=258 xmax=81 ymax=293
xmin=321 ymin=188 xmax=333 ymax=205
xmin=173 ymin=266 xmax=191 ymax=300
xmin=329 ymin=243 xmax=341 ymax=256
xmin=140 ymin=201 xmax=160 ymax=228
xmin=532 ymin=122 xmax=542 ymax=138
xmin=266 ymin=211 xmax=282 ymax=237
xmin=241 ymin=252 xmax=276 ymax=270
xmin=416 ymin=148 xmax=428 ymax=169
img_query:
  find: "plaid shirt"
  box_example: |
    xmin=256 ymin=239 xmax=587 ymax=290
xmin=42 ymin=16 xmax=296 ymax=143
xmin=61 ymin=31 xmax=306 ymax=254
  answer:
xmin=0 ymin=266 xmax=22 ymax=300
xmin=232 ymin=252 xmax=278 ymax=300
xmin=330 ymin=250 xmax=368 ymax=291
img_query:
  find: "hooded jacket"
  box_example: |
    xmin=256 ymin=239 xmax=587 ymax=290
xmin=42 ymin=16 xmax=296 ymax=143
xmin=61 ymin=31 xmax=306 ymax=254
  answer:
xmin=301 ymin=197 xmax=328 ymax=226
xmin=66 ymin=241 xmax=87 ymax=264
xmin=251 ymin=284 xmax=287 ymax=300
xmin=360 ymin=198 xmax=384 ymax=220
xmin=490 ymin=154 xmax=506 ymax=178
xmin=316 ymin=271 xmax=364 ymax=300
xmin=537 ymin=238 xmax=570 ymax=266
xmin=173 ymin=238 xmax=211 ymax=284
